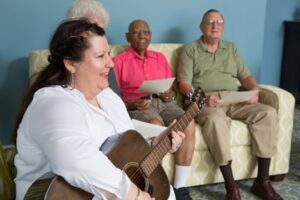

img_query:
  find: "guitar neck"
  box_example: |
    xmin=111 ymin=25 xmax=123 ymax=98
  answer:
xmin=140 ymin=102 xmax=200 ymax=177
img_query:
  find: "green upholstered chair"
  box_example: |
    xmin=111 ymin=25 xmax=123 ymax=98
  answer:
xmin=0 ymin=143 xmax=16 ymax=200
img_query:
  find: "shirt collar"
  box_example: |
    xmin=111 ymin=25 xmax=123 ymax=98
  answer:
xmin=127 ymin=46 xmax=157 ymax=59
xmin=197 ymin=37 xmax=227 ymax=52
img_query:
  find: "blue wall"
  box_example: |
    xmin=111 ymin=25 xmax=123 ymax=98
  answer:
xmin=261 ymin=0 xmax=300 ymax=84
xmin=0 ymin=0 xmax=299 ymax=144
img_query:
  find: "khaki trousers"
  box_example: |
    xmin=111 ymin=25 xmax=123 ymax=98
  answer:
xmin=128 ymin=99 xmax=184 ymax=126
xmin=196 ymin=102 xmax=278 ymax=166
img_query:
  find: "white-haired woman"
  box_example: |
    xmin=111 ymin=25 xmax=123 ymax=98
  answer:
xmin=66 ymin=0 xmax=109 ymax=28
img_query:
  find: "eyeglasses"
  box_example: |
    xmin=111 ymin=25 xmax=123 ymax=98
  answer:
xmin=128 ymin=30 xmax=151 ymax=36
xmin=203 ymin=19 xmax=224 ymax=26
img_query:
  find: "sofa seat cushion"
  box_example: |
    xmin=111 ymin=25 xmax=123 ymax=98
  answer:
xmin=195 ymin=120 xmax=250 ymax=151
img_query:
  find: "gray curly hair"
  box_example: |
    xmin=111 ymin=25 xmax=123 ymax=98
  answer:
xmin=66 ymin=0 xmax=109 ymax=28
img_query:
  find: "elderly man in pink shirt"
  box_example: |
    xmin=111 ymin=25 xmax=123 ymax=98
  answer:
xmin=113 ymin=19 xmax=196 ymax=200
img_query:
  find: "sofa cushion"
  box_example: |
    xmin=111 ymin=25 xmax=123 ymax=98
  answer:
xmin=29 ymin=44 xmax=183 ymax=81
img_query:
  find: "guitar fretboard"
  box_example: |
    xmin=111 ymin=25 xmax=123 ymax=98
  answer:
xmin=140 ymin=102 xmax=200 ymax=177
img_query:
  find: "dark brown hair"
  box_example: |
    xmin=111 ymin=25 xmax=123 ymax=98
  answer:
xmin=12 ymin=19 xmax=105 ymax=144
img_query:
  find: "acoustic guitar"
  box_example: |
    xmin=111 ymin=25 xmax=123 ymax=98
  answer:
xmin=25 ymin=87 xmax=206 ymax=200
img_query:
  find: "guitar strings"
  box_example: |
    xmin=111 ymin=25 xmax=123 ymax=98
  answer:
xmin=128 ymin=94 xmax=205 ymax=190
xmin=128 ymin=106 xmax=197 ymax=188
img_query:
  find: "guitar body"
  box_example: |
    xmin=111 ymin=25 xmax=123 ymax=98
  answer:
xmin=25 ymin=130 xmax=170 ymax=200
xmin=24 ymin=176 xmax=94 ymax=200
xmin=107 ymin=130 xmax=170 ymax=199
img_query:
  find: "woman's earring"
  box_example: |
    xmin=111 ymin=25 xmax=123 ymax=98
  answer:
xmin=70 ymin=72 xmax=75 ymax=90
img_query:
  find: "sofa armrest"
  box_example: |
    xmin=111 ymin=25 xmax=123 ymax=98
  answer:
xmin=258 ymin=84 xmax=295 ymax=138
xmin=259 ymin=84 xmax=295 ymax=114
xmin=259 ymin=85 xmax=279 ymax=111
xmin=258 ymin=84 xmax=295 ymax=174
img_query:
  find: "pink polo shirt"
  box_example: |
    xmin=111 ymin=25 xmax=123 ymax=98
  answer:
xmin=113 ymin=47 xmax=173 ymax=103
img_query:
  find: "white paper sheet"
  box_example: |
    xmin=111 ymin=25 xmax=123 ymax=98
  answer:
xmin=219 ymin=90 xmax=258 ymax=105
xmin=136 ymin=77 xmax=175 ymax=94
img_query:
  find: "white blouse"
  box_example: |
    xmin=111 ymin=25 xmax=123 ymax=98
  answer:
xmin=14 ymin=86 xmax=134 ymax=200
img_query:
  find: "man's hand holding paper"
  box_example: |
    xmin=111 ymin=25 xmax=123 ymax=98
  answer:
xmin=159 ymin=89 xmax=175 ymax=102
xmin=219 ymin=90 xmax=259 ymax=105
xmin=206 ymin=90 xmax=259 ymax=106
xmin=136 ymin=77 xmax=175 ymax=94
xmin=245 ymin=90 xmax=259 ymax=104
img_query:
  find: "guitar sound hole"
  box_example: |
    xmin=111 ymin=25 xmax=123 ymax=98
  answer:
xmin=147 ymin=184 xmax=154 ymax=196
xmin=123 ymin=162 xmax=148 ymax=192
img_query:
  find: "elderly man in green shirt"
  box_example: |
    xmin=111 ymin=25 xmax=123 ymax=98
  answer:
xmin=177 ymin=9 xmax=282 ymax=200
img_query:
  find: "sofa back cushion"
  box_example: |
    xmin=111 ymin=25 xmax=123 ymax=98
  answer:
xmin=29 ymin=43 xmax=183 ymax=80
xmin=29 ymin=44 xmax=184 ymax=104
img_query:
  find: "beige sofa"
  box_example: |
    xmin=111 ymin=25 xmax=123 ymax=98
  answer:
xmin=29 ymin=44 xmax=295 ymax=187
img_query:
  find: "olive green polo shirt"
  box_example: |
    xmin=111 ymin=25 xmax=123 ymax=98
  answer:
xmin=177 ymin=38 xmax=251 ymax=92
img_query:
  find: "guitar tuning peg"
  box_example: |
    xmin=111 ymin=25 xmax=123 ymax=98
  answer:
xmin=186 ymin=86 xmax=195 ymax=101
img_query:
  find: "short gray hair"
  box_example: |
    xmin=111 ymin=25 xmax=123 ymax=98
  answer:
xmin=201 ymin=9 xmax=224 ymax=24
xmin=66 ymin=0 xmax=109 ymax=28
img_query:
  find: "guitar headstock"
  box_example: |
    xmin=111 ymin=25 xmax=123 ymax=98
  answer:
xmin=186 ymin=86 xmax=206 ymax=110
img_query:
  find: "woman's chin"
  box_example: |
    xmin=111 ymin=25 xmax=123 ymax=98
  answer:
xmin=99 ymin=83 xmax=109 ymax=91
